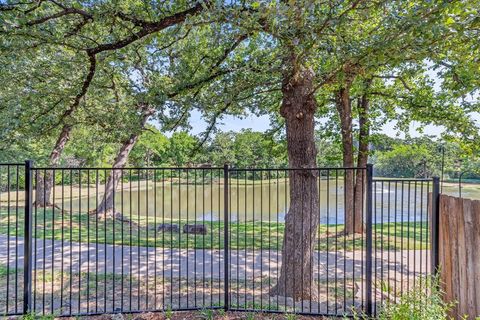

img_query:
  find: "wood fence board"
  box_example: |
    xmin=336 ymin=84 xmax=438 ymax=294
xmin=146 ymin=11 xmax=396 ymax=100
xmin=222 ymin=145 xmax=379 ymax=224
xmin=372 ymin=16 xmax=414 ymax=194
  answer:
xmin=471 ymin=200 xmax=480 ymax=316
xmin=463 ymin=198 xmax=475 ymax=317
xmin=451 ymin=196 xmax=460 ymax=318
xmin=439 ymin=195 xmax=453 ymax=307
xmin=439 ymin=194 xmax=480 ymax=319
xmin=457 ymin=197 xmax=467 ymax=317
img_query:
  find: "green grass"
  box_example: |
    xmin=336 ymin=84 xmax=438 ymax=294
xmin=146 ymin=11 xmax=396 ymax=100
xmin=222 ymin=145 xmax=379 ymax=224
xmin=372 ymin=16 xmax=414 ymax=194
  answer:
xmin=0 ymin=208 xmax=429 ymax=251
xmin=0 ymin=265 xmax=16 ymax=277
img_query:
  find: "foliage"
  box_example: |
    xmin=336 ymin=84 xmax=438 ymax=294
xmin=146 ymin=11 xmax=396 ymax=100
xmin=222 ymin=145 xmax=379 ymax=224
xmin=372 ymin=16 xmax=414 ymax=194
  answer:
xmin=0 ymin=2 xmax=479 ymax=318
xmin=21 ymin=313 xmax=54 ymax=320
xmin=200 ymin=308 xmax=215 ymax=320
xmin=375 ymin=144 xmax=434 ymax=178
xmin=205 ymin=129 xmax=286 ymax=168
xmin=167 ymin=131 xmax=200 ymax=166
xmin=2 ymin=123 xmax=480 ymax=179
xmin=376 ymin=278 xmax=454 ymax=320
xmin=351 ymin=278 xmax=454 ymax=320
xmin=0 ymin=0 xmax=479 ymax=171
xmin=164 ymin=306 xmax=173 ymax=320
xmin=129 ymin=125 xmax=170 ymax=166
xmin=315 ymin=134 xmax=343 ymax=167
xmin=285 ymin=313 xmax=297 ymax=320
xmin=372 ymin=135 xmax=480 ymax=179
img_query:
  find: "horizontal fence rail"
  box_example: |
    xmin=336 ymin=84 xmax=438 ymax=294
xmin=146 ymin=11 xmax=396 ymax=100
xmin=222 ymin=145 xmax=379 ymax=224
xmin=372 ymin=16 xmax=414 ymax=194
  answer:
xmin=0 ymin=162 xmax=439 ymax=318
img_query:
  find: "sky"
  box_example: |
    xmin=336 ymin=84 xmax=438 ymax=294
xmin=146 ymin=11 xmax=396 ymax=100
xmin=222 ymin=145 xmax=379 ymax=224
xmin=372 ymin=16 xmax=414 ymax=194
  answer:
xmin=164 ymin=64 xmax=479 ymax=140
xmin=185 ymin=109 xmax=448 ymax=139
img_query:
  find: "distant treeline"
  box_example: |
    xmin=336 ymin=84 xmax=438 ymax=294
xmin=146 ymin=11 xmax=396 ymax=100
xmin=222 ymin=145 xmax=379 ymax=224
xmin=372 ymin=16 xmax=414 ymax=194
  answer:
xmin=1 ymin=126 xmax=478 ymax=180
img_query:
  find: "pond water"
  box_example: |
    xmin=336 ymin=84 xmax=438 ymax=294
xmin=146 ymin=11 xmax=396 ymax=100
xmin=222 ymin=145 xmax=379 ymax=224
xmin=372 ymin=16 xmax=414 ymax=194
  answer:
xmin=63 ymin=179 xmax=452 ymax=224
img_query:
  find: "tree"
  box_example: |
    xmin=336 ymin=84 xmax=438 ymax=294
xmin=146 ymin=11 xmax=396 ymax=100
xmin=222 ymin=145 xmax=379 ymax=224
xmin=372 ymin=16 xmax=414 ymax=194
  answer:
xmin=168 ymin=131 xmax=199 ymax=166
xmin=1 ymin=1 xmax=207 ymax=206
xmin=376 ymin=144 xmax=434 ymax=178
xmin=233 ymin=129 xmax=285 ymax=168
xmin=96 ymin=104 xmax=155 ymax=218
xmin=129 ymin=126 xmax=170 ymax=167
xmin=2 ymin=0 xmax=479 ymax=303
xmin=251 ymin=1 xmax=463 ymax=298
xmin=315 ymin=0 xmax=477 ymax=233
xmin=208 ymin=131 xmax=236 ymax=166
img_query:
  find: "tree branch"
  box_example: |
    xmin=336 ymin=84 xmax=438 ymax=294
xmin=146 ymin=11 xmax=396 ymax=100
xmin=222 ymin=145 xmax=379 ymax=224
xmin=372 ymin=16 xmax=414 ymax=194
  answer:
xmin=86 ymin=3 xmax=206 ymax=55
xmin=373 ymin=75 xmax=412 ymax=91
xmin=47 ymin=53 xmax=96 ymax=131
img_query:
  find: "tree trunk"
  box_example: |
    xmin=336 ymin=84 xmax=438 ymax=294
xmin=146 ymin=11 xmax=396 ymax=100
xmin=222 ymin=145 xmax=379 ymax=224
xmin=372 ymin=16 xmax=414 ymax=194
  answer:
xmin=335 ymin=84 xmax=363 ymax=234
xmin=354 ymin=89 xmax=371 ymax=230
xmin=34 ymin=54 xmax=97 ymax=207
xmin=96 ymin=105 xmax=154 ymax=218
xmin=271 ymin=67 xmax=320 ymax=301
xmin=35 ymin=124 xmax=72 ymax=207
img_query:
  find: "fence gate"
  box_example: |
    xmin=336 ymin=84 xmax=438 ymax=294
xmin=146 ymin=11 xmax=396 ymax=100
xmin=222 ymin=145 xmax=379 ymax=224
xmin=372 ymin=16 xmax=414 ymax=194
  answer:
xmin=0 ymin=162 xmax=439 ymax=317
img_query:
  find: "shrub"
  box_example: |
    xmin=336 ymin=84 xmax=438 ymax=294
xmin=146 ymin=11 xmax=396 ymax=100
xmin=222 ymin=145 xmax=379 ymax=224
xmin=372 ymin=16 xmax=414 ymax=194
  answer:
xmin=377 ymin=277 xmax=454 ymax=320
xmin=353 ymin=277 xmax=455 ymax=320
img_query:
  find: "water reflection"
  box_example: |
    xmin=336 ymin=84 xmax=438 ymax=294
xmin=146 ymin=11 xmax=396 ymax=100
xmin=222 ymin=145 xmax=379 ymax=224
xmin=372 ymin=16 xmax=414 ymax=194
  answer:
xmin=64 ymin=179 xmax=433 ymax=224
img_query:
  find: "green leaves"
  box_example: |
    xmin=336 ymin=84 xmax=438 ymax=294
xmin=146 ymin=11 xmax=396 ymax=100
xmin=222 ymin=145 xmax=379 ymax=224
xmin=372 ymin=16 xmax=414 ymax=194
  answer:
xmin=0 ymin=0 xmax=478 ymax=168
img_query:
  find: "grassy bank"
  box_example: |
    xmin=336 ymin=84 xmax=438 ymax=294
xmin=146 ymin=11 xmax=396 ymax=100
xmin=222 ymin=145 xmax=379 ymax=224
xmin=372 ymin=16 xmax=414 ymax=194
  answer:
xmin=0 ymin=209 xmax=428 ymax=251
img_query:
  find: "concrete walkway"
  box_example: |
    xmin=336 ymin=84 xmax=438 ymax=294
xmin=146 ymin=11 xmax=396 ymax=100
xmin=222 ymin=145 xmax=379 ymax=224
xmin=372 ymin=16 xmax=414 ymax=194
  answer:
xmin=0 ymin=235 xmax=429 ymax=280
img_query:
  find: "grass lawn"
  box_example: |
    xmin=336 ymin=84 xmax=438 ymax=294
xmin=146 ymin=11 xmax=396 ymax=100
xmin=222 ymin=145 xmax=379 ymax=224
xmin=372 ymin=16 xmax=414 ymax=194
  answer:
xmin=0 ymin=208 xmax=429 ymax=251
xmin=441 ymin=181 xmax=480 ymax=200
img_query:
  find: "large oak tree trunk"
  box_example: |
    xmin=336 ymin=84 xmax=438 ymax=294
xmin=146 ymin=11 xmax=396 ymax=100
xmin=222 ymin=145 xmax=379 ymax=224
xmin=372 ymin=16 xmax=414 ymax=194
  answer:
xmin=354 ymin=90 xmax=371 ymax=228
xmin=335 ymin=85 xmax=363 ymax=234
xmin=96 ymin=105 xmax=153 ymax=218
xmin=35 ymin=124 xmax=72 ymax=207
xmin=271 ymin=67 xmax=320 ymax=301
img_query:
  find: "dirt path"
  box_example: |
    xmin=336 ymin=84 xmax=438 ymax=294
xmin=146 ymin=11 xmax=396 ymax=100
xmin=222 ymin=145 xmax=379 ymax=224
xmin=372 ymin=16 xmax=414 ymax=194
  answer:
xmin=0 ymin=234 xmax=430 ymax=280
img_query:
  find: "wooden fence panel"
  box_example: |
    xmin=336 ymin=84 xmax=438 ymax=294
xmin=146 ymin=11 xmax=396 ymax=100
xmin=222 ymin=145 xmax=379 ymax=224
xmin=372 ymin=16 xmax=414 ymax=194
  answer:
xmin=439 ymin=194 xmax=480 ymax=319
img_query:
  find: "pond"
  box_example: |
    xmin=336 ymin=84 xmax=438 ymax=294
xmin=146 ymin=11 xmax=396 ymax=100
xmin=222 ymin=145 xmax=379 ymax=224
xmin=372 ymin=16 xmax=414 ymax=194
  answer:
xmin=63 ymin=179 xmax=449 ymax=224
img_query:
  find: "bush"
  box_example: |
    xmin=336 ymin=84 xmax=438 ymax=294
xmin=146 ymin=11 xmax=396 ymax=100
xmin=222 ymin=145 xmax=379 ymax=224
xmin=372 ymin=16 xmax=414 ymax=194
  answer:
xmin=354 ymin=277 xmax=455 ymax=320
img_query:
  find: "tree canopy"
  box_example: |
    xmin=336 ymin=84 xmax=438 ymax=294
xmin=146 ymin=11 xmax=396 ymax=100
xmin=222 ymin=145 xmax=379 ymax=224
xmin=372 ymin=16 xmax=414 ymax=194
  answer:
xmin=1 ymin=0 xmax=479 ymax=300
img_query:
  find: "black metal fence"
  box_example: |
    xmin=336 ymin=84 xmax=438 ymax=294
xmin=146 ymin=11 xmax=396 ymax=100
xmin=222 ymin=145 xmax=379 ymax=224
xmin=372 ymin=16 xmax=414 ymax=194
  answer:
xmin=0 ymin=163 xmax=25 ymax=316
xmin=371 ymin=178 xmax=438 ymax=315
xmin=226 ymin=167 xmax=369 ymax=317
xmin=0 ymin=162 xmax=440 ymax=317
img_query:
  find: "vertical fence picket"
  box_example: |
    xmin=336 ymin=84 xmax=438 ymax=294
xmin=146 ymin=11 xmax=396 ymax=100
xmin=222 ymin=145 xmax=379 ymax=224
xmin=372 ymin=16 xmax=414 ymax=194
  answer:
xmin=23 ymin=160 xmax=33 ymax=314
xmin=431 ymin=177 xmax=440 ymax=277
xmin=223 ymin=164 xmax=229 ymax=311
xmin=365 ymin=164 xmax=373 ymax=317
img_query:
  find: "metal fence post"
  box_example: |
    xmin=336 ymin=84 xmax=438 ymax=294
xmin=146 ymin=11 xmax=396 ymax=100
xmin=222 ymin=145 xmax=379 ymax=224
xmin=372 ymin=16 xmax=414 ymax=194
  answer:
xmin=223 ymin=164 xmax=229 ymax=311
xmin=365 ymin=164 xmax=373 ymax=317
xmin=23 ymin=160 xmax=33 ymax=314
xmin=431 ymin=176 xmax=440 ymax=277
